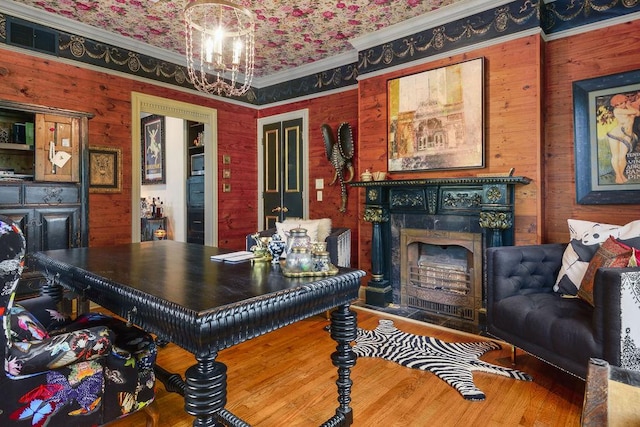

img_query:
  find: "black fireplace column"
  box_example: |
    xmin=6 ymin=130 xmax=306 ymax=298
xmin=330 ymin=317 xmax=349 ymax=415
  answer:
xmin=363 ymin=206 xmax=391 ymax=306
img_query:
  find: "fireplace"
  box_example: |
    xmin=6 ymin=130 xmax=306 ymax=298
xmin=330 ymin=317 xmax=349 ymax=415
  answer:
xmin=400 ymin=229 xmax=482 ymax=325
xmin=351 ymin=176 xmax=530 ymax=331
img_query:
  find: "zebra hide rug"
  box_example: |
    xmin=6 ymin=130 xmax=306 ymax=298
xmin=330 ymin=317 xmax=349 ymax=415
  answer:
xmin=352 ymin=319 xmax=532 ymax=401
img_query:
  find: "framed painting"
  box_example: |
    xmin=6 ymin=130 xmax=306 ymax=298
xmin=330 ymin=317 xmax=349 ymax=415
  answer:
xmin=141 ymin=114 xmax=165 ymax=184
xmin=573 ymin=70 xmax=640 ymax=204
xmin=388 ymin=57 xmax=484 ymax=172
xmin=88 ymin=147 xmax=121 ymax=193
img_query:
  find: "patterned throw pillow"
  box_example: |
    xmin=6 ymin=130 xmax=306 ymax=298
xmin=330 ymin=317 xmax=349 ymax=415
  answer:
xmin=554 ymin=219 xmax=640 ymax=295
xmin=630 ymin=248 xmax=640 ymax=267
xmin=578 ymin=236 xmax=633 ymax=306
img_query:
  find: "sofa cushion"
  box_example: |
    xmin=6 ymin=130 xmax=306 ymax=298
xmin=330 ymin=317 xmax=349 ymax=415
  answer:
xmin=554 ymin=219 xmax=640 ymax=295
xmin=578 ymin=237 xmax=633 ymax=306
xmin=277 ymin=218 xmax=332 ymax=244
xmin=276 ymin=221 xmax=319 ymax=246
xmin=492 ymin=291 xmax=600 ymax=368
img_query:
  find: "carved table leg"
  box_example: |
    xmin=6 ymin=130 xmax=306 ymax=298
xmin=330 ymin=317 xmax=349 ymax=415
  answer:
xmin=184 ymin=352 xmax=251 ymax=427
xmin=323 ymin=304 xmax=357 ymax=427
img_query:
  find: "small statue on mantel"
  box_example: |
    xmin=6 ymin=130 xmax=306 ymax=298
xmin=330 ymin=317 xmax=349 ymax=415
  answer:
xmin=321 ymin=122 xmax=355 ymax=213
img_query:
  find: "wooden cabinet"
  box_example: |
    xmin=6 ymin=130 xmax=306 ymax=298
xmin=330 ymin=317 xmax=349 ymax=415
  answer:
xmin=0 ymin=100 xmax=91 ymax=271
xmin=187 ymin=175 xmax=204 ymax=244
xmin=35 ymin=114 xmax=81 ymax=182
xmin=0 ymin=182 xmax=84 ymax=260
xmin=0 ymin=110 xmax=35 ymax=178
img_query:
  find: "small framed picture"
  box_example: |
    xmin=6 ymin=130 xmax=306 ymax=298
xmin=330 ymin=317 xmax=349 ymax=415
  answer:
xmin=89 ymin=147 xmax=121 ymax=193
xmin=141 ymin=114 xmax=166 ymax=184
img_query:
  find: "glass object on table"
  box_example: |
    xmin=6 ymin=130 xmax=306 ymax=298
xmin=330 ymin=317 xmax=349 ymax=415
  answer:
xmin=285 ymin=227 xmax=311 ymax=256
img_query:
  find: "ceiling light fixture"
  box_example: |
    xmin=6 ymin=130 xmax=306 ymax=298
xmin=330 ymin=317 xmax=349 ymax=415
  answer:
xmin=184 ymin=0 xmax=255 ymax=97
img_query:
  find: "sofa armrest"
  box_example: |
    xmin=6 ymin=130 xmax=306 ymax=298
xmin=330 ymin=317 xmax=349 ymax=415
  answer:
xmin=7 ymin=326 xmax=114 ymax=376
xmin=326 ymin=227 xmax=351 ymax=267
xmin=594 ymin=267 xmax=640 ymax=368
xmin=486 ymin=243 xmax=565 ymax=303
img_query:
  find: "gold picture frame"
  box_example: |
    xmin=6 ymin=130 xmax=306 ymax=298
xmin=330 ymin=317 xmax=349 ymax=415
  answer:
xmin=89 ymin=146 xmax=122 ymax=193
xmin=388 ymin=57 xmax=485 ymax=172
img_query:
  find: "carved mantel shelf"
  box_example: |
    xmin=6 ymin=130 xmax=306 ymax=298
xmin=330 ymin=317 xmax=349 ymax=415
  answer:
xmin=350 ymin=176 xmax=531 ymax=187
xmin=350 ymin=176 xmax=531 ymax=307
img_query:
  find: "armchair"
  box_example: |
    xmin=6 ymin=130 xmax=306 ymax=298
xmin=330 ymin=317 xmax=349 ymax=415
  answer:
xmin=0 ymin=216 xmax=158 ymax=426
xmin=486 ymin=243 xmax=640 ymax=379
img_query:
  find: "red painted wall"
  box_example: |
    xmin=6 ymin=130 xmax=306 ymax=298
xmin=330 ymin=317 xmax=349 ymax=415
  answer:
xmin=1 ymin=17 xmax=638 ymax=269
xmin=0 ymin=51 xmax=257 ymax=249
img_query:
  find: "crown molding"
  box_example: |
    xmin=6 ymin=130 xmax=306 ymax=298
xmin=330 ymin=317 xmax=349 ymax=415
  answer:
xmin=356 ymin=27 xmax=542 ymax=81
xmin=349 ymin=0 xmax=513 ymax=51
xmin=0 ymin=0 xmax=186 ymax=66
xmin=253 ymin=50 xmax=359 ymax=88
xmin=542 ymin=10 xmax=640 ymax=41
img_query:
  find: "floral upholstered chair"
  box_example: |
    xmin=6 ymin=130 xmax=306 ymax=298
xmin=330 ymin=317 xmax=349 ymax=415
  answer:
xmin=0 ymin=216 xmax=159 ymax=426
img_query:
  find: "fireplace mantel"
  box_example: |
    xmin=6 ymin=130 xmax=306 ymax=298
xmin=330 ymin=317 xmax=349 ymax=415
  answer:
xmin=351 ymin=176 xmax=531 ymax=311
xmin=350 ymin=176 xmax=531 ymax=188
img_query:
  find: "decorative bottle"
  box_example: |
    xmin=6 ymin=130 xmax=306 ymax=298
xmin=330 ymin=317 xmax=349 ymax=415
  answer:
xmin=285 ymin=228 xmax=311 ymax=256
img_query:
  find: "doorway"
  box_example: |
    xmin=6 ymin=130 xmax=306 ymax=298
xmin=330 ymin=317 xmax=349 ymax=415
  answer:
xmin=131 ymin=93 xmax=218 ymax=245
xmin=257 ymin=109 xmax=309 ymax=230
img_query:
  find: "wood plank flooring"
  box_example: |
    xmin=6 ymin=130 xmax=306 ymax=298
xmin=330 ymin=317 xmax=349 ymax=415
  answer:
xmin=107 ymin=307 xmax=584 ymax=427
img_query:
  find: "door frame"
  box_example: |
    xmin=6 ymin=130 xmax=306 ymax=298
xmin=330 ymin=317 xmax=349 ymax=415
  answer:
xmin=131 ymin=92 xmax=218 ymax=246
xmin=256 ymin=109 xmax=309 ymax=231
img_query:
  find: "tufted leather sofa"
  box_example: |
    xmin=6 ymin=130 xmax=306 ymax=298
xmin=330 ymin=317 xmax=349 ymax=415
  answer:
xmin=486 ymin=243 xmax=640 ymax=379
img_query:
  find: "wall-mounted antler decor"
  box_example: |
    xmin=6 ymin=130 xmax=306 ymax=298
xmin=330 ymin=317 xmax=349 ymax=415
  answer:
xmin=322 ymin=122 xmax=354 ymax=212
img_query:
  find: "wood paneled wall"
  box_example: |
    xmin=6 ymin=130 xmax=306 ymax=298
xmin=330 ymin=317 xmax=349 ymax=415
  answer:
xmin=544 ymin=20 xmax=640 ymax=243
xmin=2 ymin=18 xmax=637 ymax=268
xmin=0 ymin=50 xmax=258 ymax=249
xmin=356 ymin=35 xmax=544 ymax=275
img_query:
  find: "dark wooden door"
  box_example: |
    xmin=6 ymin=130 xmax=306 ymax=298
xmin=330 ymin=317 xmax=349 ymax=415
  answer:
xmin=262 ymin=118 xmax=304 ymax=229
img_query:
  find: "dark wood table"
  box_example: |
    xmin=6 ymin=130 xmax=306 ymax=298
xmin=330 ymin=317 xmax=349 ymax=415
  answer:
xmin=32 ymin=241 xmax=365 ymax=427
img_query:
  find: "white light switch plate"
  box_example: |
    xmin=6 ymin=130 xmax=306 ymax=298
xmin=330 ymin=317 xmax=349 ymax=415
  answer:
xmin=317 ymin=190 xmax=323 ymax=201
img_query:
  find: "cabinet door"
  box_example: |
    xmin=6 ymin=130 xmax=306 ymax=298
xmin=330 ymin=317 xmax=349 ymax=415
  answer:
xmin=0 ymin=209 xmax=33 ymax=251
xmin=34 ymin=207 xmax=81 ymax=250
xmin=35 ymin=114 xmax=80 ymax=182
xmin=187 ymin=176 xmax=205 ymax=208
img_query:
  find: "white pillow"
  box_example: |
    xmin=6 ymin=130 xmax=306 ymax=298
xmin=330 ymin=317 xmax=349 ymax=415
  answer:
xmin=282 ymin=218 xmax=331 ymax=243
xmin=554 ymin=219 xmax=640 ymax=295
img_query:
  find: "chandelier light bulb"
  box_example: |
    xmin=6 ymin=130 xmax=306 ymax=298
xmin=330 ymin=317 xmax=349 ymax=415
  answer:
xmin=184 ymin=0 xmax=255 ymax=97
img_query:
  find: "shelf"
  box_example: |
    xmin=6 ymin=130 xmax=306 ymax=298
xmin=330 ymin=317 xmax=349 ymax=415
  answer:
xmin=0 ymin=142 xmax=33 ymax=151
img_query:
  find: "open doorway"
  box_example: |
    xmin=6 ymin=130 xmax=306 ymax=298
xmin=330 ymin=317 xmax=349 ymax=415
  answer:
xmin=131 ymin=93 xmax=218 ymax=245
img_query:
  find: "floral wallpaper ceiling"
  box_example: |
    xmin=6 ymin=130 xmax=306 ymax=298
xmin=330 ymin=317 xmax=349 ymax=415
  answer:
xmin=7 ymin=0 xmax=465 ymax=78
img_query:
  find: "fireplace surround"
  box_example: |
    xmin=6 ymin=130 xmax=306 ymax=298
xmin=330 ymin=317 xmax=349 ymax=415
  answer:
xmin=352 ymin=176 xmax=530 ymax=330
xmin=401 ymin=228 xmax=483 ymax=325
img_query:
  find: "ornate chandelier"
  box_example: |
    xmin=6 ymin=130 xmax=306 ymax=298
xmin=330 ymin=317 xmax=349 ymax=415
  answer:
xmin=184 ymin=0 xmax=255 ymax=97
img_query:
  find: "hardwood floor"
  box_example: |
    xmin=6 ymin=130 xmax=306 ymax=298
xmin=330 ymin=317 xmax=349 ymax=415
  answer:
xmin=108 ymin=306 xmax=585 ymax=427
